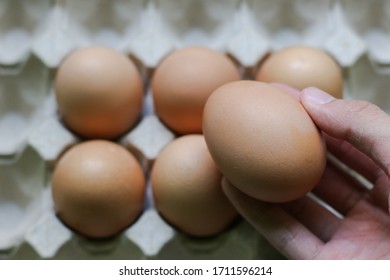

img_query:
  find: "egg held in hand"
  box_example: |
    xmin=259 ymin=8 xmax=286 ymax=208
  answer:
xmin=151 ymin=134 xmax=239 ymax=237
xmin=51 ymin=140 xmax=146 ymax=239
xmin=55 ymin=46 xmax=144 ymax=139
xmin=203 ymin=81 xmax=326 ymax=203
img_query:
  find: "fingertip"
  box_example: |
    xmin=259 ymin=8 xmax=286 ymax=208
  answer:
xmin=221 ymin=177 xmax=238 ymax=201
xmin=221 ymin=178 xmax=254 ymax=210
xmin=270 ymin=83 xmax=301 ymax=100
xmin=301 ymin=87 xmax=335 ymax=106
xmin=221 ymin=177 xmax=229 ymax=190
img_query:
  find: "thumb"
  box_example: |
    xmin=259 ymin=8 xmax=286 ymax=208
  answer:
xmin=301 ymin=87 xmax=390 ymax=177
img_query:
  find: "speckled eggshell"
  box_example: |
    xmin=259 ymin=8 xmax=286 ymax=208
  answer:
xmin=152 ymin=46 xmax=241 ymax=135
xmin=256 ymin=45 xmax=343 ymax=98
xmin=151 ymin=134 xmax=238 ymax=237
xmin=203 ymin=81 xmax=326 ymax=203
xmin=51 ymin=140 xmax=146 ymax=239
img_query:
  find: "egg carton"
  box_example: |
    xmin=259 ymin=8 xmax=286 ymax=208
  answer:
xmin=3 ymin=72 xmax=286 ymax=259
xmin=1 ymin=0 xmax=390 ymax=260
xmin=2 ymin=91 xmax=284 ymax=260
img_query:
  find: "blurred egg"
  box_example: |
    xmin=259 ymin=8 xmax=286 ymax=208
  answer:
xmin=152 ymin=46 xmax=241 ymax=135
xmin=55 ymin=46 xmax=144 ymax=139
xmin=151 ymin=134 xmax=238 ymax=237
xmin=203 ymin=81 xmax=326 ymax=203
xmin=256 ymin=45 xmax=343 ymax=98
xmin=51 ymin=140 xmax=146 ymax=239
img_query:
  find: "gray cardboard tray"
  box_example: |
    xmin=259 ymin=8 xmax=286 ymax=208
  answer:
xmin=1 ymin=0 xmax=390 ymax=259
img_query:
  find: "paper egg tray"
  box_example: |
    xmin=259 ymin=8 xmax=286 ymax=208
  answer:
xmin=1 ymin=0 xmax=390 ymax=260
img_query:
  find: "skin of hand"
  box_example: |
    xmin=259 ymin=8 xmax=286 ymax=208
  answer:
xmin=222 ymin=86 xmax=390 ymax=259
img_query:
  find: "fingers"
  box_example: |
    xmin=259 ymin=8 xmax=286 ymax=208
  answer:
xmin=270 ymin=83 xmax=301 ymax=100
xmin=325 ymin=134 xmax=380 ymax=183
xmin=370 ymin=173 xmax=390 ymax=213
xmin=221 ymin=178 xmax=324 ymax=259
xmin=325 ymin=136 xmax=390 ymax=213
xmin=312 ymin=160 xmax=368 ymax=215
xmin=282 ymin=194 xmax=341 ymax=242
xmin=301 ymin=87 xmax=390 ymax=213
xmin=301 ymin=87 xmax=390 ymax=178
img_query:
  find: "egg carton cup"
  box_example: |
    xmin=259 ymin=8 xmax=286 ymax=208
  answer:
xmin=1 ymin=0 xmax=385 ymax=69
xmin=2 ymin=0 xmax=390 ymax=259
xmin=0 ymin=56 xmax=51 ymax=161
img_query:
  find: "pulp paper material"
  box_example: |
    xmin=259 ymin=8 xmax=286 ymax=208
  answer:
xmin=1 ymin=0 xmax=390 ymax=259
xmin=2 ymin=0 xmax=390 ymax=159
xmin=0 ymin=147 xmax=44 ymax=250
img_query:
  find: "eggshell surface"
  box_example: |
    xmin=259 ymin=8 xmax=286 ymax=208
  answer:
xmin=152 ymin=46 xmax=241 ymax=135
xmin=151 ymin=135 xmax=238 ymax=237
xmin=203 ymin=81 xmax=326 ymax=203
xmin=256 ymin=46 xmax=343 ymax=98
xmin=55 ymin=46 xmax=144 ymax=139
xmin=51 ymin=140 xmax=146 ymax=239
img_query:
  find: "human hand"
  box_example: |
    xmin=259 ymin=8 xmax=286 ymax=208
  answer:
xmin=222 ymin=87 xmax=390 ymax=259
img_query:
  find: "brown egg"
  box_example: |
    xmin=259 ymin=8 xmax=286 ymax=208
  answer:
xmin=256 ymin=45 xmax=343 ymax=98
xmin=152 ymin=46 xmax=241 ymax=135
xmin=151 ymin=134 xmax=238 ymax=237
xmin=51 ymin=140 xmax=146 ymax=238
xmin=203 ymin=81 xmax=326 ymax=203
xmin=55 ymin=46 xmax=144 ymax=139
